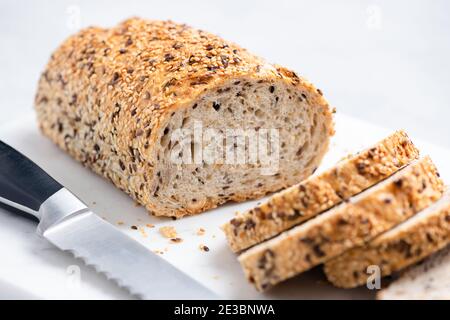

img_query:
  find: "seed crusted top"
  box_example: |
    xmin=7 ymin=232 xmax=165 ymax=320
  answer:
xmin=34 ymin=18 xmax=334 ymax=217
xmin=35 ymin=18 xmax=331 ymax=164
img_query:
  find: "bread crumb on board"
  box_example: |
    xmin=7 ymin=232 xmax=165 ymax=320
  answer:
xmin=159 ymin=226 xmax=177 ymax=238
xmin=170 ymin=237 xmax=183 ymax=243
xmin=199 ymin=244 xmax=210 ymax=252
xmin=139 ymin=227 xmax=148 ymax=238
xmin=196 ymin=228 xmax=206 ymax=236
xmin=146 ymin=223 xmax=155 ymax=228
xmin=116 ymin=221 xmax=124 ymax=226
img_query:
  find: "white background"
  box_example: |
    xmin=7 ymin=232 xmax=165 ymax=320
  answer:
xmin=1 ymin=0 xmax=449 ymax=146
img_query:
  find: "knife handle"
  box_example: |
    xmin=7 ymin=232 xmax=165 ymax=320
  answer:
xmin=0 ymin=141 xmax=63 ymax=216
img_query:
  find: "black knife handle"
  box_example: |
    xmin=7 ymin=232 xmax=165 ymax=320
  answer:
xmin=0 ymin=141 xmax=63 ymax=214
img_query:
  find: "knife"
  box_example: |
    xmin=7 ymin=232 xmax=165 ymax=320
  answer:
xmin=0 ymin=140 xmax=218 ymax=299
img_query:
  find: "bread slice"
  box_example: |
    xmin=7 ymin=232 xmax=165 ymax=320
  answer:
xmin=223 ymin=131 xmax=419 ymax=252
xmin=377 ymin=245 xmax=450 ymax=300
xmin=238 ymin=156 xmax=444 ymax=291
xmin=324 ymin=190 xmax=450 ymax=288
xmin=34 ymin=18 xmax=334 ymax=218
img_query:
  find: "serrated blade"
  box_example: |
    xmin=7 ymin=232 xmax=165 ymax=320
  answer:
xmin=43 ymin=210 xmax=218 ymax=299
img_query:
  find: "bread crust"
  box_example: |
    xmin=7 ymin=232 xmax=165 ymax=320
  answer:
xmin=223 ymin=131 xmax=419 ymax=252
xmin=34 ymin=18 xmax=334 ymax=217
xmin=238 ymin=157 xmax=444 ymax=291
xmin=324 ymin=193 xmax=450 ymax=288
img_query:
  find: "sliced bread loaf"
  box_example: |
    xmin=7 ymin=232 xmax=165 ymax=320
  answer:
xmin=324 ymin=190 xmax=450 ymax=288
xmin=377 ymin=245 xmax=450 ymax=300
xmin=238 ymin=156 xmax=444 ymax=291
xmin=34 ymin=18 xmax=334 ymax=218
xmin=223 ymin=131 xmax=419 ymax=252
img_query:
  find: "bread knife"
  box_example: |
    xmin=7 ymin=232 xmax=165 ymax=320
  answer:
xmin=0 ymin=140 xmax=218 ymax=299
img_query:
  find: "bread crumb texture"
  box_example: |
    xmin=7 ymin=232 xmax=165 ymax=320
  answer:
xmin=35 ymin=17 xmax=334 ymax=218
xmin=223 ymin=130 xmax=419 ymax=252
xmin=324 ymin=192 xmax=450 ymax=288
xmin=238 ymin=156 xmax=444 ymax=291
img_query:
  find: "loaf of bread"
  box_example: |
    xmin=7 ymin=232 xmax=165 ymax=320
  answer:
xmin=223 ymin=131 xmax=419 ymax=252
xmin=34 ymin=18 xmax=334 ymax=218
xmin=238 ymin=157 xmax=444 ymax=291
xmin=324 ymin=190 xmax=450 ymax=288
xmin=378 ymin=245 xmax=450 ymax=300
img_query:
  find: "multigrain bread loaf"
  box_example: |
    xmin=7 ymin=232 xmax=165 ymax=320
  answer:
xmin=238 ymin=157 xmax=444 ymax=291
xmin=223 ymin=131 xmax=419 ymax=252
xmin=34 ymin=18 xmax=334 ymax=218
xmin=377 ymin=245 xmax=450 ymax=300
xmin=324 ymin=190 xmax=450 ymax=288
